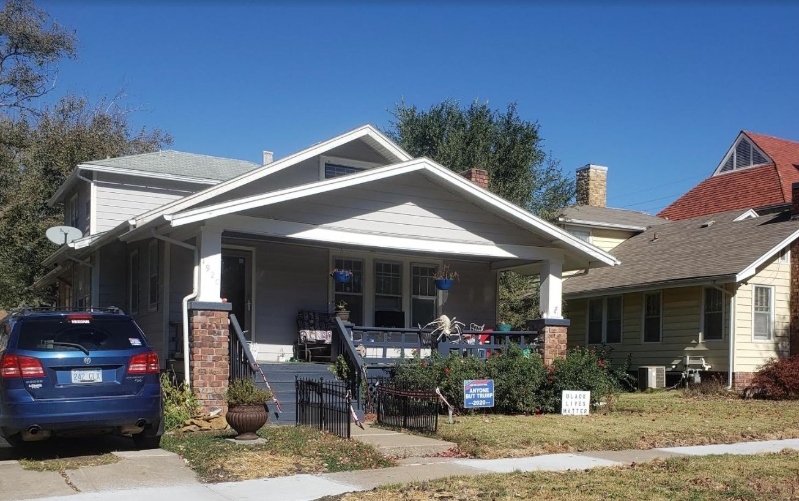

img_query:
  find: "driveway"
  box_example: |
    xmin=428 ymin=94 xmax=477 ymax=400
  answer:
xmin=0 ymin=436 xmax=198 ymax=500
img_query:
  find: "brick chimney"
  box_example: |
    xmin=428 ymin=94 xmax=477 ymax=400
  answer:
xmin=792 ymin=182 xmax=799 ymax=219
xmin=460 ymin=168 xmax=489 ymax=189
xmin=575 ymin=164 xmax=608 ymax=207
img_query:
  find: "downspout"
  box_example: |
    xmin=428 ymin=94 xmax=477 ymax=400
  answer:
xmin=150 ymin=230 xmax=197 ymax=388
xmin=711 ymin=283 xmax=735 ymax=389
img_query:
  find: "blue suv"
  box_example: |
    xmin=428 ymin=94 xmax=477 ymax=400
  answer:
xmin=0 ymin=309 xmax=163 ymax=449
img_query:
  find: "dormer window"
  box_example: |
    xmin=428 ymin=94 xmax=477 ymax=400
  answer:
xmin=715 ymin=135 xmax=770 ymax=175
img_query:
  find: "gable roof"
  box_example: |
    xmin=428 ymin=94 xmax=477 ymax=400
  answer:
xmin=48 ymin=150 xmax=259 ymax=205
xmin=659 ymin=131 xmax=799 ymax=221
xmin=563 ymin=208 xmax=799 ymax=297
xmin=559 ymin=205 xmax=666 ymax=231
xmin=126 ymin=157 xmax=619 ymax=269
xmin=131 ymin=125 xmax=412 ymax=228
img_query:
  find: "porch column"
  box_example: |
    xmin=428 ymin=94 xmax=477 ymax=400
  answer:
xmin=539 ymin=259 xmax=563 ymax=319
xmin=197 ymin=225 xmax=223 ymax=302
xmin=188 ymin=301 xmax=232 ymax=414
xmin=528 ymin=318 xmax=570 ymax=366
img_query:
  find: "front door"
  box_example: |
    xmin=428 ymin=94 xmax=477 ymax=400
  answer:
xmin=221 ymin=250 xmax=253 ymax=341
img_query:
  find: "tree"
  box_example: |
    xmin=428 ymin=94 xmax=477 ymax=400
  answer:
xmin=0 ymin=96 xmax=172 ymax=308
xmin=0 ymin=0 xmax=76 ymax=113
xmin=387 ymin=99 xmax=574 ymax=327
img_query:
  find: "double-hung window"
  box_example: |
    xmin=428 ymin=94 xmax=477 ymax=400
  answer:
xmin=374 ymin=261 xmax=402 ymax=327
xmin=643 ymin=292 xmax=662 ymax=343
xmin=334 ymin=258 xmax=363 ymax=325
xmin=587 ymin=296 xmax=622 ymax=344
xmin=411 ymin=264 xmax=437 ymax=328
xmin=753 ymin=285 xmax=773 ymax=340
xmin=703 ymin=288 xmax=724 ymax=341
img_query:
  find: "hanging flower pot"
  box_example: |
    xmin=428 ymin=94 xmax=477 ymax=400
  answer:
xmin=434 ymin=264 xmax=458 ymax=290
xmin=435 ymin=278 xmax=454 ymax=290
xmin=330 ymin=269 xmax=352 ymax=283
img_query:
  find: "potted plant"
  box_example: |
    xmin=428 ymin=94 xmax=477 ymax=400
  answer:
xmin=434 ymin=264 xmax=459 ymax=290
xmin=334 ymin=300 xmax=350 ymax=322
xmin=225 ymin=378 xmax=272 ymax=440
xmin=330 ymin=268 xmax=352 ymax=284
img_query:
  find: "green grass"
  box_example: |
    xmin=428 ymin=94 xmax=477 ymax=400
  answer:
xmin=328 ymin=451 xmax=799 ymax=501
xmin=435 ymin=391 xmax=799 ymax=458
xmin=161 ymin=426 xmax=395 ymax=482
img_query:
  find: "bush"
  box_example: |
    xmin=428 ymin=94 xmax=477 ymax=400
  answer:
xmin=682 ymin=374 xmax=729 ymax=398
xmin=161 ymin=373 xmax=200 ymax=431
xmin=750 ymin=356 xmax=799 ymax=399
xmin=484 ymin=344 xmax=545 ymax=414
xmin=225 ymin=378 xmax=273 ymax=406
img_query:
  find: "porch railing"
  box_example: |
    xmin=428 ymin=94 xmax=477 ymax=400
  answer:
xmin=332 ymin=317 xmax=366 ymax=410
xmin=229 ymin=313 xmax=258 ymax=383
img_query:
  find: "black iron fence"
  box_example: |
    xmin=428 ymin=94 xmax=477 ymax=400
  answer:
xmin=377 ymin=383 xmax=439 ymax=433
xmin=295 ymin=377 xmax=351 ymax=439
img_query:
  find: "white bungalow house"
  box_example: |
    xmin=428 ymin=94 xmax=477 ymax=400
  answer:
xmin=37 ymin=125 xmax=618 ymax=411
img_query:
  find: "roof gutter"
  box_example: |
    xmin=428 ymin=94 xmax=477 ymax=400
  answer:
xmin=564 ymin=275 xmax=737 ymax=299
xmin=558 ymin=218 xmax=649 ymax=232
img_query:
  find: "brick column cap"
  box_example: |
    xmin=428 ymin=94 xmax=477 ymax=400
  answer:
xmin=188 ymin=301 xmax=232 ymax=312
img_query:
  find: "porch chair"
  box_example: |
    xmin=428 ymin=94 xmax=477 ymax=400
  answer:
xmin=296 ymin=310 xmax=335 ymax=362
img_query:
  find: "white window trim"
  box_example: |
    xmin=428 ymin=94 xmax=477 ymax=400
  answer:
xmin=318 ymin=155 xmax=383 ymax=180
xmin=148 ymin=240 xmax=158 ymax=312
xmin=129 ymin=250 xmax=139 ymax=315
xmin=410 ymin=263 xmax=439 ymax=328
xmin=778 ymin=248 xmax=790 ymax=264
xmin=641 ymin=291 xmax=662 ymax=344
xmin=700 ymin=287 xmax=725 ymax=342
xmin=585 ymin=296 xmax=623 ymax=345
xmin=751 ymin=284 xmax=775 ymax=342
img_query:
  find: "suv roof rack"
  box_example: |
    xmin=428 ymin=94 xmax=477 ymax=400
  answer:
xmin=10 ymin=306 xmax=126 ymax=317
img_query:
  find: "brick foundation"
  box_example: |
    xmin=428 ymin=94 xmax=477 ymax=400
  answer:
xmin=684 ymin=371 xmax=755 ymax=390
xmin=528 ymin=318 xmax=570 ymax=365
xmin=189 ymin=308 xmax=230 ymax=413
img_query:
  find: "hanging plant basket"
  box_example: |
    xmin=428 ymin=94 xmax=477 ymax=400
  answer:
xmin=331 ymin=269 xmax=352 ymax=283
xmin=435 ymin=278 xmax=455 ymax=290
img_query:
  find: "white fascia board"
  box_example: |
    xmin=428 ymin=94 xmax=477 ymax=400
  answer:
xmin=559 ymin=218 xmax=647 ymax=232
xmin=735 ymin=228 xmax=799 ymax=282
xmin=31 ymin=265 xmax=65 ymax=290
xmin=42 ymin=244 xmax=70 ymax=267
xmin=119 ymin=215 xmax=170 ymax=242
xmin=133 ymin=125 xmax=412 ymax=227
xmin=47 ymin=169 xmax=80 ymax=207
xmin=80 ymin=164 xmax=222 ymax=185
xmin=210 ymin=215 xmax=566 ymax=261
xmin=733 ymin=209 xmax=759 ymax=221
xmin=170 ymin=160 xmax=427 ymax=227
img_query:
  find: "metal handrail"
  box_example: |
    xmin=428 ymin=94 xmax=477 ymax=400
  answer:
xmin=229 ymin=313 xmax=258 ymax=381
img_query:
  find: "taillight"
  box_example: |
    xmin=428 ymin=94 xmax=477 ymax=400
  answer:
xmin=128 ymin=352 xmax=159 ymax=374
xmin=0 ymin=354 xmax=45 ymax=378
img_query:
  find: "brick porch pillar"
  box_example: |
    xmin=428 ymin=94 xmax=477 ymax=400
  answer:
xmin=527 ymin=318 xmax=570 ymax=365
xmin=188 ymin=301 xmax=232 ymax=414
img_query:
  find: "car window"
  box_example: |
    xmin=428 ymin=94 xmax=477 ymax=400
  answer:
xmin=0 ymin=321 xmax=9 ymax=352
xmin=17 ymin=317 xmax=146 ymax=352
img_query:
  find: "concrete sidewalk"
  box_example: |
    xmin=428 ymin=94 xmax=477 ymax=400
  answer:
xmin=16 ymin=438 xmax=799 ymax=501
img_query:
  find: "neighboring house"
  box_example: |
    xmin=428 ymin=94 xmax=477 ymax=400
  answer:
xmin=561 ymin=132 xmax=799 ymax=388
xmin=36 ymin=125 xmax=618 ymax=411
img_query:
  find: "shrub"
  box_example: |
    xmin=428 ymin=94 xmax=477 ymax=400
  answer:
xmin=682 ymin=374 xmax=730 ymax=398
xmin=225 ymin=378 xmax=273 ymax=406
xmin=161 ymin=373 xmax=200 ymax=431
xmin=484 ymin=344 xmax=545 ymax=414
xmin=750 ymin=356 xmax=799 ymax=399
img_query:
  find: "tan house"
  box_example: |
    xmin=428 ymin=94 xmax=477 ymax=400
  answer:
xmin=561 ymin=133 xmax=799 ymax=388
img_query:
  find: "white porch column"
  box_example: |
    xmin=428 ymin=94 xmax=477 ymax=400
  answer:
xmin=539 ymin=260 xmax=563 ymax=319
xmin=197 ymin=225 xmax=223 ymax=302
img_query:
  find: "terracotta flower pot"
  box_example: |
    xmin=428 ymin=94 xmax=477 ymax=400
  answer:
xmin=225 ymin=404 xmax=268 ymax=440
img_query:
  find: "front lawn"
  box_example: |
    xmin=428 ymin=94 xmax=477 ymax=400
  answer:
xmin=161 ymin=426 xmax=395 ymax=482
xmin=327 ymin=450 xmax=799 ymax=501
xmin=436 ymin=391 xmax=799 ymax=458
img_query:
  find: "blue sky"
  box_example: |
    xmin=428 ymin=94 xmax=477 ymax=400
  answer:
xmin=41 ymin=2 xmax=799 ymax=215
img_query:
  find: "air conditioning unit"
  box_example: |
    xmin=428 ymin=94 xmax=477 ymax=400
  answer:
xmin=638 ymin=366 xmax=666 ymax=391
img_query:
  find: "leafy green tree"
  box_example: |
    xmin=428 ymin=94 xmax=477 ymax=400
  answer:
xmin=387 ymin=99 xmax=574 ymax=326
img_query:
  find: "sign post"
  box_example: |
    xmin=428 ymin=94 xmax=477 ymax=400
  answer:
xmin=463 ymin=379 xmax=494 ymax=409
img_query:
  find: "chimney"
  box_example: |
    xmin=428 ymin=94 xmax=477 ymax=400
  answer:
xmin=263 ymin=150 xmax=274 ymax=165
xmin=575 ymin=164 xmax=608 ymax=207
xmin=460 ymin=168 xmax=489 ymax=189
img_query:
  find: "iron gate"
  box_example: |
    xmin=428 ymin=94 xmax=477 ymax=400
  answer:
xmin=377 ymin=383 xmax=439 ymax=433
xmin=295 ymin=377 xmax=351 ymax=438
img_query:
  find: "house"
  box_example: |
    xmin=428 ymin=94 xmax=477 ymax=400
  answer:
xmin=36 ymin=125 xmax=618 ymax=411
xmin=561 ymin=132 xmax=799 ymax=388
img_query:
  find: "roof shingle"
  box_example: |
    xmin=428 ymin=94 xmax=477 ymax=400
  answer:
xmin=84 ymin=150 xmax=259 ymax=182
xmin=559 ymin=205 xmax=666 ymax=230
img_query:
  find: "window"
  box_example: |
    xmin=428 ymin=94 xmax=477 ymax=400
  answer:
xmin=716 ymin=136 xmax=769 ymax=175
xmin=779 ymin=248 xmax=790 ymax=263
xmin=643 ymin=292 xmax=661 ymax=343
xmin=325 ymin=163 xmax=364 ymax=179
xmin=66 ymin=194 xmax=79 ymax=229
xmin=411 ymin=264 xmax=437 ymax=328
xmin=702 ymin=288 xmax=724 ymax=341
xmin=587 ymin=296 xmax=622 ymax=344
xmin=148 ymin=241 xmax=158 ymax=311
xmin=753 ymin=285 xmax=773 ymax=340
xmin=129 ymin=251 xmax=139 ymax=314
xmin=334 ymin=258 xmax=363 ymax=325
xmin=567 ymin=228 xmax=591 ymax=243
xmin=375 ymin=261 xmax=402 ymax=326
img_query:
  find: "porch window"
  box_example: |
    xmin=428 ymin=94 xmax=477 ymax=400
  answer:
xmin=753 ymin=285 xmax=773 ymax=340
xmin=148 ymin=241 xmax=158 ymax=311
xmin=411 ymin=264 xmax=437 ymax=328
xmin=375 ymin=261 xmax=402 ymax=327
xmin=587 ymin=296 xmax=622 ymax=344
xmin=334 ymin=258 xmax=363 ymax=325
xmin=703 ymin=288 xmax=724 ymax=341
xmin=643 ymin=292 xmax=661 ymax=343
xmin=129 ymin=250 xmax=139 ymax=314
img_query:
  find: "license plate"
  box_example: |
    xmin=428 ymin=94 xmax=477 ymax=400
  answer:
xmin=71 ymin=369 xmax=102 ymax=384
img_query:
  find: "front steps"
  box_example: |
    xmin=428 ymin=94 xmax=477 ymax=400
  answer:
xmin=256 ymin=362 xmax=337 ymax=425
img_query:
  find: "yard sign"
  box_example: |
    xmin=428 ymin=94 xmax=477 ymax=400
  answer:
xmin=561 ymin=390 xmax=590 ymax=415
xmin=463 ymin=379 xmax=494 ymax=408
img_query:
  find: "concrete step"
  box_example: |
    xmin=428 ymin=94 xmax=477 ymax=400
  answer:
xmin=350 ymin=423 xmax=455 ymax=458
